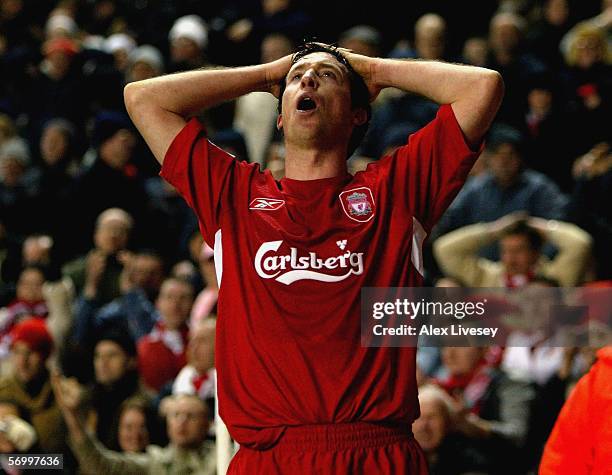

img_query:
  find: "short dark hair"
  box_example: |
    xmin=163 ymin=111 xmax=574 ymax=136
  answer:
xmin=277 ymin=42 xmax=372 ymax=158
xmin=501 ymin=220 xmax=543 ymax=252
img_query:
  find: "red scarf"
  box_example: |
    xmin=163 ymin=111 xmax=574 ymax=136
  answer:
xmin=436 ymin=359 xmax=495 ymax=415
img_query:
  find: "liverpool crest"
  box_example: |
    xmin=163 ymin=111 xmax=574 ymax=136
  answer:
xmin=339 ymin=187 xmax=375 ymax=222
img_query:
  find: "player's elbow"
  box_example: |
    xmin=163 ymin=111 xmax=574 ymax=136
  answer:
xmin=124 ymin=82 xmax=146 ymax=117
xmin=480 ymin=70 xmax=505 ymax=113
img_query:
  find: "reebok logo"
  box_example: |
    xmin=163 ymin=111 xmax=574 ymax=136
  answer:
xmin=249 ymin=198 xmax=285 ymax=211
xmin=254 ymin=241 xmax=364 ymax=285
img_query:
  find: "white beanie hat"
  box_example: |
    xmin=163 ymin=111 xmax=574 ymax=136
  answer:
xmin=45 ymin=13 xmax=78 ymax=37
xmin=128 ymin=45 xmax=165 ymax=73
xmin=169 ymin=15 xmax=208 ymax=49
xmin=104 ymin=33 xmax=137 ymax=55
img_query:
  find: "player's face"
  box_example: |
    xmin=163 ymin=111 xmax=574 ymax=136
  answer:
xmin=279 ymin=52 xmax=363 ymax=151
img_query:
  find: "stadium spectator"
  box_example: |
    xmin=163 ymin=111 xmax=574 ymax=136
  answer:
xmin=126 ymin=45 xmax=165 ymax=84
xmin=22 ymin=37 xmax=88 ymax=138
xmin=562 ymin=23 xmax=612 ymax=157
xmin=520 ymin=73 xmax=574 ymax=192
xmin=0 ymin=265 xmax=60 ymax=365
xmin=168 ymin=15 xmax=209 ymax=73
xmin=568 ymin=141 xmax=612 ymax=279
xmin=435 ymin=346 xmax=535 ymax=474
xmin=359 ymin=14 xmax=446 ymax=158
xmin=189 ymin=244 xmax=217 ymax=327
xmin=0 ymin=138 xmax=37 ymax=236
xmin=73 ymin=249 xmax=164 ymax=346
xmin=172 ymin=318 xmax=216 ymax=401
xmin=63 ymin=208 xmax=133 ymax=305
xmin=65 ymin=112 xmax=152 ymax=255
xmin=103 ymin=33 xmax=137 ymax=73
xmin=462 ymin=36 xmax=490 ymax=67
xmin=435 ymin=124 xmax=569 ymax=243
xmin=234 ymin=33 xmax=294 ymax=165
xmin=434 ymin=213 xmax=592 ymax=287
xmin=487 ymin=12 xmax=547 ymax=127
xmin=137 ymin=277 xmax=193 ymax=392
xmin=53 ymin=377 xmax=217 ymax=475
xmin=32 ymin=118 xmax=79 ymax=238
xmin=526 ymin=0 xmax=572 ymax=70
xmin=114 ymin=397 xmax=161 ymax=453
xmin=85 ymin=328 xmax=151 ymax=449
xmin=225 ymin=0 xmax=311 ymax=66
xmin=413 ymin=384 xmax=488 ymax=474
xmin=0 ymin=318 xmax=66 ymax=453
xmin=339 ymin=25 xmax=383 ymax=58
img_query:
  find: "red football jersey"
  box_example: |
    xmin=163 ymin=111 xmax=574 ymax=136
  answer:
xmin=161 ymin=104 xmax=480 ymax=449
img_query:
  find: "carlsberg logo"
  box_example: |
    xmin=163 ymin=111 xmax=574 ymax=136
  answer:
xmin=255 ymin=240 xmax=364 ymax=285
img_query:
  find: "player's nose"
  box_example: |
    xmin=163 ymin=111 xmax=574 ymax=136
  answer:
xmin=300 ymin=69 xmax=318 ymax=89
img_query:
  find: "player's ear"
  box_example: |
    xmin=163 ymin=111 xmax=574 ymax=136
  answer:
xmin=277 ymin=114 xmax=283 ymax=130
xmin=352 ymin=108 xmax=367 ymax=127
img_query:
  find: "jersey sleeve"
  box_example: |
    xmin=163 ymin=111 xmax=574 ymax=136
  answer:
xmin=160 ymin=118 xmax=241 ymax=246
xmin=373 ymin=104 xmax=483 ymax=233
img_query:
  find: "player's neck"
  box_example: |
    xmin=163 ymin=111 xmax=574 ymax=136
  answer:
xmin=283 ymin=146 xmax=347 ymax=180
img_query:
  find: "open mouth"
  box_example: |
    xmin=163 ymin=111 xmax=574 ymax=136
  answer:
xmin=297 ymin=96 xmax=317 ymax=112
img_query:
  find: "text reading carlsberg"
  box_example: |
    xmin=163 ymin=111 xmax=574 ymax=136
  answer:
xmin=371 ymin=298 xmax=499 ymax=338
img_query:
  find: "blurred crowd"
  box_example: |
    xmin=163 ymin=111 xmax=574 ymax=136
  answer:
xmin=0 ymin=0 xmax=610 ymax=474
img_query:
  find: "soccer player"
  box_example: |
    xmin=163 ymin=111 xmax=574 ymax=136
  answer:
xmin=124 ymin=42 xmax=503 ymax=474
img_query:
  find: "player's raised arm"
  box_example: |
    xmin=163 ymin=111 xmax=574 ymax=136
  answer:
xmin=123 ymin=55 xmax=293 ymax=164
xmin=343 ymin=52 xmax=504 ymax=148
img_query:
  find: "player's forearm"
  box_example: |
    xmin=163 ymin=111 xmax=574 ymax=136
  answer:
xmin=372 ymin=58 xmax=504 ymax=146
xmin=124 ymin=56 xmax=291 ymax=163
xmin=125 ymin=65 xmax=270 ymax=119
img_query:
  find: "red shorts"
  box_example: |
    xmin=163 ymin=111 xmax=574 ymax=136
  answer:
xmin=228 ymin=422 xmax=428 ymax=474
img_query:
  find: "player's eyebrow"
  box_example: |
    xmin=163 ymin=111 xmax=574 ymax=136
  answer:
xmin=287 ymin=59 xmax=347 ymax=79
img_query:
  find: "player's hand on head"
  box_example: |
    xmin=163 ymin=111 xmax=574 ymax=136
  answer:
xmin=339 ymin=49 xmax=382 ymax=102
xmin=264 ymin=53 xmax=293 ymax=98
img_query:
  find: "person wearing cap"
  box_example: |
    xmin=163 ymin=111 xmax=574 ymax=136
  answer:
xmin=0 ymin=317 xmax=67 ymax=454
xmin=168 ymin=15 xmax=209 ymax=72
xmin=45 ymin=12 xmax=78 ymax=41
xmin=104 ymin=33 xmax=137 ymax=72
xmin=126 ymin=45 xmax=165 ymax=83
